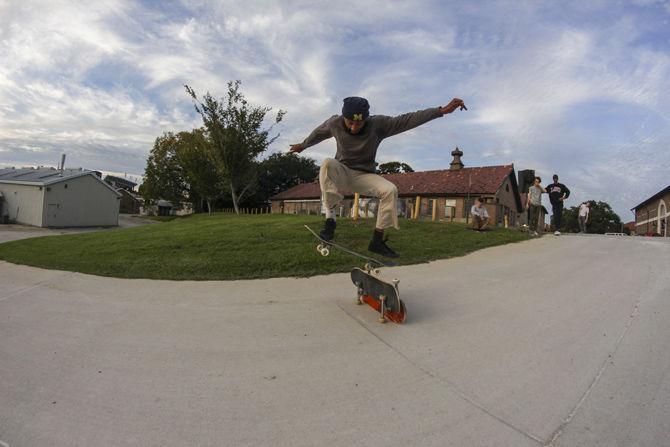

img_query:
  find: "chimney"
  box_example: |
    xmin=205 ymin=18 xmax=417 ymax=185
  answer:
xmin=59 ymin=154 xmax=66 ymax=172
xmin=450 ymin=147 xmax=464 ymax=170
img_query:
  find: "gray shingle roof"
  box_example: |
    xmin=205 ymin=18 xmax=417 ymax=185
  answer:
xmin=0 ymin=167 xmax=122 ymax=197
xmin=0 ymin=167 xmax=93 ymax=185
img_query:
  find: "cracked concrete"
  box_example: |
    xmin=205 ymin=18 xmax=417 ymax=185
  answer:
xmin=0 ymin=234 xmax=668 ymax=446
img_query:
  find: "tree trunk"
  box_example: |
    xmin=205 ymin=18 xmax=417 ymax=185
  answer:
xmin=230 ymin=181 xmax=240 ymax=215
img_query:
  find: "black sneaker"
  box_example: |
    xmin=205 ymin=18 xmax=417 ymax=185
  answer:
xmin=368 ymin=232 xmax=399 ymax=258
xmin=319 ymin=218 xmax=336 ymax=241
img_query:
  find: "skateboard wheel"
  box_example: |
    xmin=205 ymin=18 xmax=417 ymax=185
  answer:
xmin=317 ymin=244 xmax=330 ymax=256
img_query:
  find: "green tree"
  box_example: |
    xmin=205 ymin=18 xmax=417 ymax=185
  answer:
xmin=561 ymin=206 xmax=580 ymax=233
xmin=175 ymin=129 xmax=221 ymax=213
xmin=140 ymin=132 xmax=187 ymax=208
xmin=253 ymin=152 xmax=319 ymax=204
xmin=185 ymin=81 xmax=285 ymax=215
xmin=561 ymin=200 xmax=623 ymax=234
xmin=378 ymin=161 xmax=414 ymax=174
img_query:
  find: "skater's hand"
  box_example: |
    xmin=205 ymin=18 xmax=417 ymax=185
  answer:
xmin=440 ymin=98 xmax=467 ymax=114
xmin=289 ymin=144 xmax=304 ymax=153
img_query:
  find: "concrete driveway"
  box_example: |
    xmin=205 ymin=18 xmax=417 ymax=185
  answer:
xmin=0 ymin=214 xmax=157 ymax=243
xmin=0 ymin=235 xmax=668 ymax=446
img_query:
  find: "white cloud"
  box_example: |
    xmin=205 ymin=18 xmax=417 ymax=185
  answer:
xmin=0 ymin=0 xmax=668 ymax=218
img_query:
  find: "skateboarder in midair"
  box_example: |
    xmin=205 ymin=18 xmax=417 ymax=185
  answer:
xmin=290 ymin=96 xmax=467 ymax=258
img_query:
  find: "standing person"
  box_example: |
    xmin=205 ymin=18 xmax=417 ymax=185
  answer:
xmin=545 ymin=174 xmax=570 ymax=235
xmin=290 ymin=96 xmax=467 ymax=258
xmin=525 ymin=176 xmax=544 ymax=236
xmin=470 ymin=197 xmax=490 ymax=231
xmin=578 ymin=201 xmax=590 ymax=233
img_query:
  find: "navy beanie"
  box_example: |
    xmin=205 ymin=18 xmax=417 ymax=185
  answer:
xmin=342 ymin=97 xmax=370 ymax=121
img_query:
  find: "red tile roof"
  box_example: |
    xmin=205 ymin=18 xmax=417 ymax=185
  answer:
xmin=271 ymin=165 xmax=515 ymax=200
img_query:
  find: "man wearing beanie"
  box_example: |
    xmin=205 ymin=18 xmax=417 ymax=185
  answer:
xmin=290 ymin=96 xmax=466 ymax=258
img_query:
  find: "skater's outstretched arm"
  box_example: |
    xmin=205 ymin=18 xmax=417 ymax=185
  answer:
xmin=378 ymin=98 xmax=467 ymax=138
xmin=289 ymin=116 xmax=336 ymax=153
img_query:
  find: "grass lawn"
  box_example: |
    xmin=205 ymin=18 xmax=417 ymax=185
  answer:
xmin=0 ymin=214 xmax=530 ymax=280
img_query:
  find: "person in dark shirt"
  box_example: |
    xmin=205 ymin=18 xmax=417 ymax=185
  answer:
xmin=545 ymin=174 xmax=570 ymax=235
xmin=290 ymin=96 xmax=466 ymax=257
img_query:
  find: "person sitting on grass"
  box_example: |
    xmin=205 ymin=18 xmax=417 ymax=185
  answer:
xmin=470 ymin=197 xmax=490 ymax=231
xmin=289 ymin=96 xmax=467 ymax=258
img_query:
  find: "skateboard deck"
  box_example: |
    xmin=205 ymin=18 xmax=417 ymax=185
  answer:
xmin=304 ymin=225 xmax=396 ymax=268
xmin=351 ymin=267 xmax=406 ymax=324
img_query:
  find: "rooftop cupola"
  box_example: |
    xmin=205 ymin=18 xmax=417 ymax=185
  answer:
xmin=450 ymin=147 xmax=464 ymax=170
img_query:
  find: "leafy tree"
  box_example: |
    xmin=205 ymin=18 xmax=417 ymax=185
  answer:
xmin=175 ymin=129 xmax=221 ymax=213
xmin=140 ymin=132 xmax=187 ymax=207
xmin=378 ymin=161 xmax=414 ymax=174
xmin=561 ymin=200 xmax=623 ymax=234
xmin=252 ymin=152 xmax=319 ymax=204
xmin=185 ymin=81 xmax=285 ymax=214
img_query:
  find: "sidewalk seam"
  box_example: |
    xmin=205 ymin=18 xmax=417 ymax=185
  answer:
xmin=337 ymin=303 xmax=545 ymax=445
xmin=544 ymin=264 xmax=659 ymax=446
xmin=0 ymin=273 xmax=73 ymax=303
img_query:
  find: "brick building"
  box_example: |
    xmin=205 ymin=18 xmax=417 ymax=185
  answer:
xmin=270 ymin=149 xmax=524 ymax=227
xmin=631 ymin=185 xmax=669 ymax=236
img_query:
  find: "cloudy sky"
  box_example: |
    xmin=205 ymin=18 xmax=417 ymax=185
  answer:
xmin=1 ymin=0 xmax=669 ymax=219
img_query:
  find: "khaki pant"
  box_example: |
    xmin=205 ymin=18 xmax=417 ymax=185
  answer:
xmin=472 ymin=215 xmax=489 ymax=230
xmin=528 ymin=204 xmax=542 ymax=232
xmin=320 ymin=158 xmax=399 ymax=230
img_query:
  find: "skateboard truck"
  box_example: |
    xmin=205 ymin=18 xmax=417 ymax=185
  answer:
xmin=379 ymin=294 xmax=387 ymax=323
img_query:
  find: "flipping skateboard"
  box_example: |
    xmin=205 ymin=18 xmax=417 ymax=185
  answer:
xmin=351 ymin=267 xmax=406 ymax=324
xmin=304 ymin=224 xmax=406 ymax=324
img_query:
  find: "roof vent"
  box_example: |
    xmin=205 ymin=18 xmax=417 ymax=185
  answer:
xmin=59 ymin=154 xmax=66 ymax=175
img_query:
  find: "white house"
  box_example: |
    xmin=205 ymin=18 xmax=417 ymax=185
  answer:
xmin=0 ymin=167 xmax=122 ymax=227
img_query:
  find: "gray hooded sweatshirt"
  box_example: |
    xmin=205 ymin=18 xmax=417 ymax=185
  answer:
xmin=300 ymin=107 xmax=443 ymax=173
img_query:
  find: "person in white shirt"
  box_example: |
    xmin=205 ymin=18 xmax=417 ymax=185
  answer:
xmin=525 ymin=176 xmax=544 ymax=236
xmin=578 ymin=202 xmax=590 ymax=233
xmin=471 ymin=197 xmax=490 ymax=231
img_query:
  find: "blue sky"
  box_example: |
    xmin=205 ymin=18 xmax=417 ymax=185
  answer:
xmin=1 ymin=0 xmax=669 ymax=220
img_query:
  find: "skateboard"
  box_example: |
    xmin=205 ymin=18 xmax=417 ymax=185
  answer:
xmin=351 ymin=267 xmax=406 ymax=324
xmin=303 ymin=225 xmax=396 ymax=268
xmin=304 ymin=225 xmax=406 ymax=324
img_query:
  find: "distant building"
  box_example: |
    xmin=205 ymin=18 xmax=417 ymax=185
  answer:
xmin=624 ymin=221 xmax=636 ymax=235
xmin=631 ymin=185 xmax=669 ymax=237
xmin=270 ymin=149 xmax=523 ymax=227
xmin=0 ymin=167 xmax=121 ymax=227
xmin=103 ymin=175 xmax=143 ymax=214
xmin=103 ymin=174 xmax=137 ymax=191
